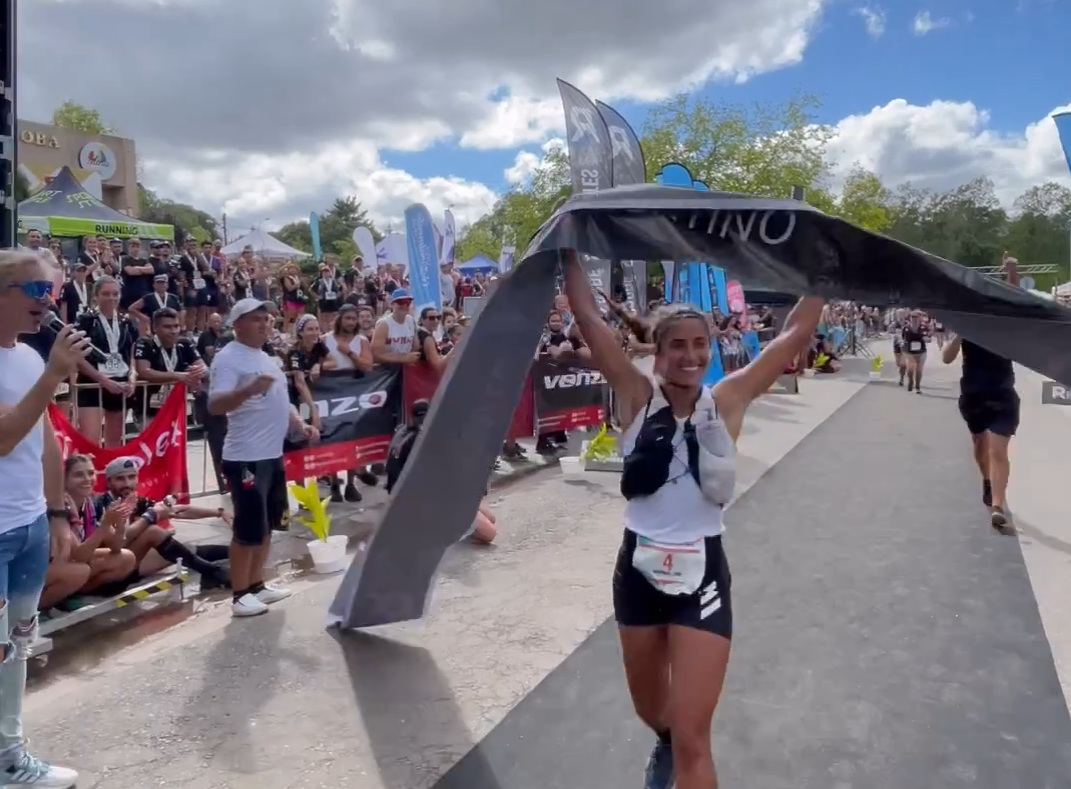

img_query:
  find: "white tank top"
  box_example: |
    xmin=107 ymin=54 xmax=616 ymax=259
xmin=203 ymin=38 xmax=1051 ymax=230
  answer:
xmin=323 ymin=332 xmax=366 ymax=370
xmin=381 ymin=314 xmax=415 ymax=355
xmin=621 ymin=384 xmax=731 ymax=542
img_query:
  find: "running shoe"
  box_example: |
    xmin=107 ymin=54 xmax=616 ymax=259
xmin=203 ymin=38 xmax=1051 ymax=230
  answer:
xmin=991 ymin=507 xmax=1012 ymax=530
xmin=643 ymin=737 xmax=675 ymax=789
xmin=1 ymin=752 xmax=78 ymax=788
xmin=982 ymin=480 xmax=992 ymax=508
xmin=256 ymin=585 xmax=293 ymax=605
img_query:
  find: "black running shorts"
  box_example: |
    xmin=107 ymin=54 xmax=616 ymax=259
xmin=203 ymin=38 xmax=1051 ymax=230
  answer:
xmin=221 ymin=457 xmax=288 ymax=545
xmin=958 ymin=390 xmax=1020 ymax=437
xmin=613 ymin=529 xmax=733 ymax=639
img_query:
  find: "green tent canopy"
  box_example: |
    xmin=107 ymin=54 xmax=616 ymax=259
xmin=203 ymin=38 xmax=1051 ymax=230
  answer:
xmin=17 ymin=166 xmax=174 ymax=240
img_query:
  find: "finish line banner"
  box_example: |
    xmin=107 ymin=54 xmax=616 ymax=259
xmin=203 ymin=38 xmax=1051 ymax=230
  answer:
xmin=49 ymin=385 xmax=190 ymax=502
xmin=532 ymin=358 xmax=608 ymax=434
xmin=285 ymin=367 xmax=401 ymax=479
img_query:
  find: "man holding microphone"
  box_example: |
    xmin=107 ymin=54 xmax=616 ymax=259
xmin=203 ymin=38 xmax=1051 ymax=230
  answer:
xmin=0 ymin=249 xmax=89 ymax=787
xmin=208 ymin=299 xmax=319 ymax=618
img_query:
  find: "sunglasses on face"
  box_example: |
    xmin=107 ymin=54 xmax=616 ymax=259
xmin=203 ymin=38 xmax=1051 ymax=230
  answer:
xmin=425 ymin=315 xmax=440 ymax=321
xmin=8 ymin=280 xmax=54 ymax=299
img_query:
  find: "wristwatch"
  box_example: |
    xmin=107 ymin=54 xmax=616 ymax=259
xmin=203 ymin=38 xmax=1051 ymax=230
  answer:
xmin=142 ymin=509 xmax=159 ymax=526
xmin=46 ymin=508 xmax=71 ymax=522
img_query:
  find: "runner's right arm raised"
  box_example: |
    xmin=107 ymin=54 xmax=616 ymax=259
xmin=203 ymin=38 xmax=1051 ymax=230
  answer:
xmin=562 ymin=250 xmax=650 ymax=424
xmin=942 ymin=335 xmax=962 ymax=364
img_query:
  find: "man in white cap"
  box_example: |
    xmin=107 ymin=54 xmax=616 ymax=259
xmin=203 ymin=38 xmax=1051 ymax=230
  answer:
xmin=209 ymin=299 xmax=319 ymax=617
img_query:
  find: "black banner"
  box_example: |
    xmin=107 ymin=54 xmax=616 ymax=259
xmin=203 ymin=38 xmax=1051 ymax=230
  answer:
xmin=524 ymin=186 xmax=1071 ymax=388
xmin=533 ymin=358 xmax=609 ymax=434
xmin=283 ymin=367 xmax=401 ymax=480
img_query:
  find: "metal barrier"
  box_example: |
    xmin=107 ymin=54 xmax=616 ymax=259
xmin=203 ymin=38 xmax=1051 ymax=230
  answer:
xmin=62 ymin=380 xmax=226 ymax=499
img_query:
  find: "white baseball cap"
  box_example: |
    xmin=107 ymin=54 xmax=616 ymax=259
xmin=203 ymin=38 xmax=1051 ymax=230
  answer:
xmin=230 ymin=298 xmax=272 ymax=322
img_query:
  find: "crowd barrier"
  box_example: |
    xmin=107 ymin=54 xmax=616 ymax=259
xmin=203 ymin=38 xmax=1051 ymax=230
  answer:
xmin=59 ymin=330 xmax=794 ymax=503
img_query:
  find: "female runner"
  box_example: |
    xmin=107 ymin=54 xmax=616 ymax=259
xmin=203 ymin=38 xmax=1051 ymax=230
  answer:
xmin=563 ymin=251 xmax=822 ymax=789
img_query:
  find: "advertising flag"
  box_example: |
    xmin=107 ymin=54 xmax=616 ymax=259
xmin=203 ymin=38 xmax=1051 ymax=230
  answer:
xmin=352 ymin=225 xmax=377 ymax=269
xmin=595 ymin=100 xmax=646 ymax=186
xmin=498 ymin=244 xmax=515 ymax=273
xmin=404 ymin=203 xmax=443 ymax=311
xmin=1053 ymin=112 xmax=1071 ymax=175
xmin=440 ymin=209 xmax=456 ymax=266
xmin=557 ymin=78 xmax=613 ymax=195
xmin=309 ymin=212 xmax=322 ymax=260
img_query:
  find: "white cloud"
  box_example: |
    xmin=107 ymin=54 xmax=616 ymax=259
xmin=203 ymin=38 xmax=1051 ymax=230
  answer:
xmin=17 ymin=0 xmax=833 ymax=230
xmin=143 ymin=139 xmax=497 ymax=234
xmin=854 ymin=6 xmax=886 ymax=38
xmin=912 ymin=11 xmax=951 ymax=35
xmin=828 ymin=99 xmax=1071 ymax=204
xmin=504 ymin=138 xmax=566 ymax=185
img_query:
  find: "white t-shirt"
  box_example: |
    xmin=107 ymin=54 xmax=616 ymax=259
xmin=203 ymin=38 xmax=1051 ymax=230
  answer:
xmin=0 ymin=343 xmax=47 ymax=532
xmin=209 ymin=341 xmax=291 ymax=462
xmin=323 ymin=332 xmax=366 ymax=371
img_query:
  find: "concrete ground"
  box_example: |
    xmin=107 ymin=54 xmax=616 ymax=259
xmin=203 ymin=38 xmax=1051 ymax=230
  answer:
xmin=22 ymin=348 xmax=1071 ymax=788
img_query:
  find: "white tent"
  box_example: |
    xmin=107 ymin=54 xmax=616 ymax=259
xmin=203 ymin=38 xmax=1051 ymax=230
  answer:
xmin=221 ymin=228 xmax=310 ymax=260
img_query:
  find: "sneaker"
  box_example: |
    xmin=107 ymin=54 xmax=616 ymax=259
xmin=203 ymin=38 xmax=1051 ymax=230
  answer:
xmin=329 ymin=484 xmax=343 ymax=503
xmin=1 ymin=752 xmax=78 ymax=788
xmin=343 ymin=483 xmax=363 ymax=503
xmin=232 ymin=593 xmax=269 ymax=617
xmin=982 ymin=480 xmax=993 ymax=508
xmin=643 ymin=737 xmax=675 ymax=789
xmin=256 ymin=585 xmax=292 ymax=605
xmin=991 ymin=507 xmax=1012 ymax=530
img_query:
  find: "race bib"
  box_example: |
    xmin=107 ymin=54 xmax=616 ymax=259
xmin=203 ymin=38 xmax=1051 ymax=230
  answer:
xmin=101 ymin=353 xmax=129 ymax=377
xmin=632 ymin=536 xmax=706 ymax=596
xmin=55 ymin=381 xmax=69 ymax=396
xmin=908 ymin=341 xmax=922 ymax=352
xmin=193 ymin=277 xmax=206 ymax=289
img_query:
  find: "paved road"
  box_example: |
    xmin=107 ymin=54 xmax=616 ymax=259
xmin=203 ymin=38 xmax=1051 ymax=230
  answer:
xmin=22 ymin=356 xmax=1071 ymax=788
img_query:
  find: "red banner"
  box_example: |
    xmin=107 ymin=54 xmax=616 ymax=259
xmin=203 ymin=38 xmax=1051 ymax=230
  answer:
xmin=402 ymin=362 xmax=534 ymax=440
xmin=49 ymin=386 xmax=191 ymax=503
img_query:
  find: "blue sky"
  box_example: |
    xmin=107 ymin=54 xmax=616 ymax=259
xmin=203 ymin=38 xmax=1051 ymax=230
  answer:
xmin=384 ymin=1 xmax=1071 ymax=192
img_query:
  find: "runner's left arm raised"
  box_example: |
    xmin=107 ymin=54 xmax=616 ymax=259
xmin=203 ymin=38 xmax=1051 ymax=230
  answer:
xmin=942 ymin=335 xmax=962 ymax=364
xmin=714 ymin=296 xmax=824 ymax=441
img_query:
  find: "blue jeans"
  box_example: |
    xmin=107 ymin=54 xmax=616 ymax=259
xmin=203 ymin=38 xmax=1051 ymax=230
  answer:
xmin=0 ymin=513 xmax=49 ymax=765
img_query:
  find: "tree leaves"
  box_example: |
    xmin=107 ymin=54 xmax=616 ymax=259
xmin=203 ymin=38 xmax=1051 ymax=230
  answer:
xmin=51 ymin=100 xmax=114 ymax=135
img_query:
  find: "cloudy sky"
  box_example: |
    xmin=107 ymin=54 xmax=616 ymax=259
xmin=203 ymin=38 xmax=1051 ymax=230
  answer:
xmin=17 ymin=0 xmax=1071 ymax=234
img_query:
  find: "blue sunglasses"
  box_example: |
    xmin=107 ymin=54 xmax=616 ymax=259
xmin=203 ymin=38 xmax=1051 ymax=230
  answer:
xmin=8 ymin=280 xmax=54 ymax=299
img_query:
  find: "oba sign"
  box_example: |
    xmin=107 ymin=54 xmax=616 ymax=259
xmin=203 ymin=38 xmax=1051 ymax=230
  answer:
xmin=20 ymin=129 xmax=59 ymax=148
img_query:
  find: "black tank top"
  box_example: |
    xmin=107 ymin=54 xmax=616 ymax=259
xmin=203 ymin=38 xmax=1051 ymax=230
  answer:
xmin=961 ymin=340 xmax=1014 ymax=395
xmin=901 ymin=327 xmax=926 ymax=354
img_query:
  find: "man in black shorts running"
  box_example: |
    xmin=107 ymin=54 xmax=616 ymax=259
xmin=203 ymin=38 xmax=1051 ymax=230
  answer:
xmin=943 ymin=334 xmax=1018 ymax=528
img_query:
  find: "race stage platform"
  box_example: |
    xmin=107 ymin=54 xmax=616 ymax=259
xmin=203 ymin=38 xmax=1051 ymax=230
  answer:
xmin=433 ymin=378 xmax=1071 ymax=789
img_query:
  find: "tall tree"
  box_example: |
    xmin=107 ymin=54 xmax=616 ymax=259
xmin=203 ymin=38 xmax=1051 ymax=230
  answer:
xmin=51 ymin=100 xmax=114 ymax=135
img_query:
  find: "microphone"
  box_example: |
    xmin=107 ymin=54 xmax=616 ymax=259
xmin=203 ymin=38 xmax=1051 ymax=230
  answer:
xmin=42 ymin=312 xmax=109 ymax=365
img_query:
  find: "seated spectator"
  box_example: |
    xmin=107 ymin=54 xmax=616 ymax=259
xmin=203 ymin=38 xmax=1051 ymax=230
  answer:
xmin=386 ymin=400 xmax=496 ymax=544
xmin=95 ymin=457 xmax=232 ymax=588
xmin=40 ymin=455 xmax=140 ymax=610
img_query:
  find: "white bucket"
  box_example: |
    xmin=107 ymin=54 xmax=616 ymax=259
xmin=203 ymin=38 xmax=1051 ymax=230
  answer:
xmin=869 ymin=370 xmax=882 ymax=381
xmin=560 ymin=456 xmax=586 ymax=479
xmin=308 ymin=534 xmax=349 ymax=574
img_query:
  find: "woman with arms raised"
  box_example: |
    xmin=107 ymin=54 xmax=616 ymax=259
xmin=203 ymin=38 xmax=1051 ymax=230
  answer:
xmin=562 ymin=250 xmax=822 ymax=789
